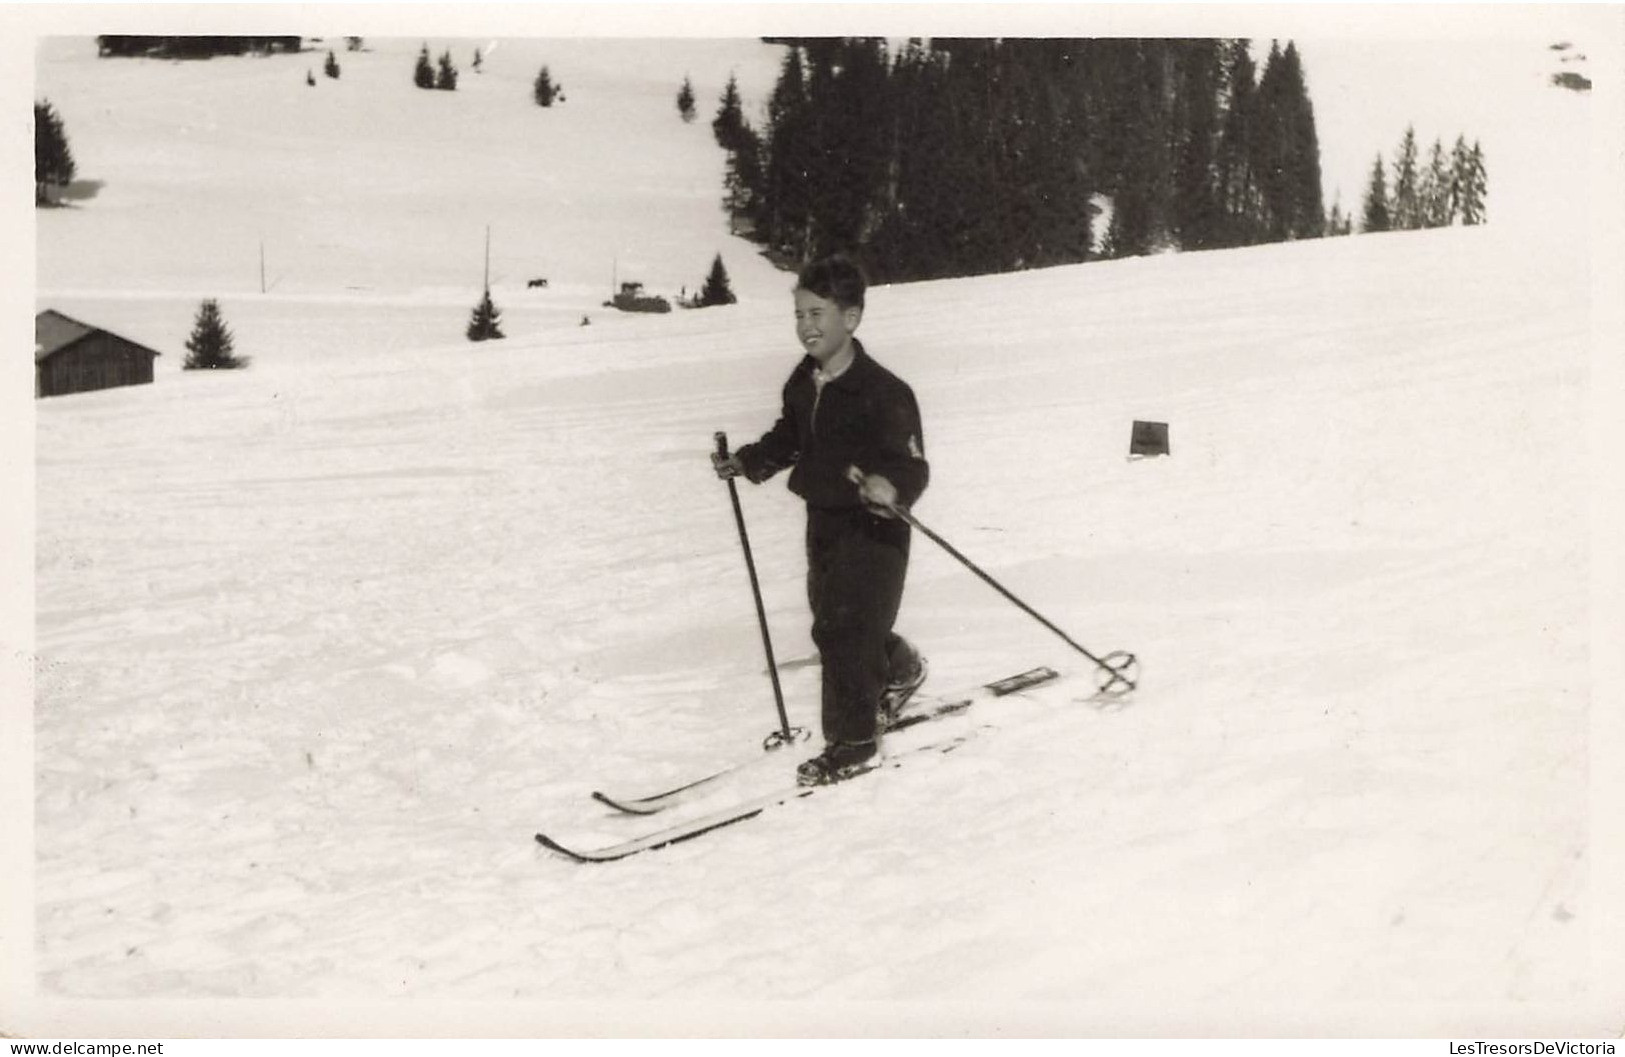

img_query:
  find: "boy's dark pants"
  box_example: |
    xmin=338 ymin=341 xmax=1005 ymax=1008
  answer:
xmin=806 ymin=507 xmax=914 ymax=746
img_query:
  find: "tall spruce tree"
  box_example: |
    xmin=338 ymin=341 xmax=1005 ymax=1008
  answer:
xmin=1254 ymin=41 xmax=1294 ymax=240
xmin=413 ymin=45 xmax=434 ymax=89
xmin=34 ymin=100 xmax=76 ymax=206
xmin=1361 ymin=154 xmax=1391 ymax=232
xmin=761 ymin=46 xmax=814 ymax=260
xmin=1458 ymin=140 xmax=1488 ymax=225
xmin=184 ymin=299 xmax=247 ymax=369
xmin=324 ymin=49 xmax=340 ymax=79
xmin=1280 ymin=43 xmax=1325 ymax=239
xmin=1216 ymin=40 xmax=1262 ymax=246
xmin=1420 ymin=137 xmax=1452 ymax=227
xmin=1173 ymin=40 xmax=1224 ymax=250
xmin=1391 ymin=126 xmax=1421 ymax=229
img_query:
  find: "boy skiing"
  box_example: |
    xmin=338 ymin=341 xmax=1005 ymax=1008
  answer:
xmin=712 ymin=255 xmax=930 ymax=786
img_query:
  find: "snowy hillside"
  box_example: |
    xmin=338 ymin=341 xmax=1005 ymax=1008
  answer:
xmin=19 ymin=29 xmax=1624 ymax=1038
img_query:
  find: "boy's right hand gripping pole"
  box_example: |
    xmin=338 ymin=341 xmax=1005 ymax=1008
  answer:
xmin=716 ymin=432 xmax=806 ymax=750
xmin=846 ymin=466 xmax=1138 ymax=698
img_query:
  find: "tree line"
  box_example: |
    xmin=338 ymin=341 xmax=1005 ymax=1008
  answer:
xmin=96 ymin=36 xmax=303 ymax=58
xmin=1359 ymin=126 xmax=1486 ymax=233
xmin=709 ymin=38 xmax=1327 ymax=284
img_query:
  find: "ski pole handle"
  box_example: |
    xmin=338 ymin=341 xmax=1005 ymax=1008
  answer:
xmin=846 ymin=464 xmax=905 ymax=518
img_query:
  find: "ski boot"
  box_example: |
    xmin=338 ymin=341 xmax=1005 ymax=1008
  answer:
xmin=878 ymin=655 xmax=928 ymax=730
xmin=796 ymin=740 xmax=879 ymax=786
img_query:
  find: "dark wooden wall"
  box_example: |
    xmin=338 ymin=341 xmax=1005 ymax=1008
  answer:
xmin=37 ymin=334 xmax=157 ymax=398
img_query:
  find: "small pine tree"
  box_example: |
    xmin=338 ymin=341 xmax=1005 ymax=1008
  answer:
xmin=184 ymin=299 xmax=247 ymax=370
xmin=436 ymin=51 xmax=458 ymax=91
xmin=677 ymin=76 xmax=696 ymax=122
xmin=472 ymin=47 xmax=483 ymax=74
xmin=324 ymin=50 xmax=340 ymax=79
xmin=467 ymin=289 xmax=505 ymax=342
xmin=1325 ymin=195 xmax=1352 ymax=237
xmin=698 ymin=254 xmax=737 ymax=307
xmin=306 ymin=69 xmax=316 ymax=87
xmin=34 ymin=100 xmax=76 ymax=206
xmin=414 ymin=45 xmax=435 ymax=89
xmin=533 ymin=66 xmax=560 ymax=107
xmin=1360 ymin=154 xmax=1391 ymax=233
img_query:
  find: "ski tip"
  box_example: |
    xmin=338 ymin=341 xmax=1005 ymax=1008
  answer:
xmin=535 ymin=832 xmax=598 ymax=863
xmin=590 ymin=791 xmax=662 ymax=816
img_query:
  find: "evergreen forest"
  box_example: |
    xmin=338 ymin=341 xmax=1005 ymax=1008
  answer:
xmin=714 ymin=38 xmax=1327 ymax=284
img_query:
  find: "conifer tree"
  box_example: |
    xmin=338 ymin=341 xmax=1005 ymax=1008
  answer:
xmin=1173 ymin=40 xmax=1224 ymax=250
xmin=1216 ymin=40 xmax=1262 ymax=246
xmin=414 ymin=45 xmax=434 ymax=89
xmin=1458 ymin=140 xmax=1488 ymax=225
xmin=698 ymin=254 xmax=737 ymax=307
xmin=712 ymin=73 xmax=747 ymax=150
xmin=1280 ymin=42 xmax=1325 ymax=240
xmin=1253 ymin=41 xmax=1293 ymax=240
xmin=184 ymin=299 xmax=247 ymax=370
xmin=722 ymin=122 xmax=762 ymax=235
xmin=533 ymin=66 xmax=560 ymax=107
xmin=1391 ymin=125 xmax=1421 ymax=229
xmin=762 ymin=46 xmax=814 ymax=259
xmin=677 ymin=76 xmax=696 ymax=122
xmin=324 ymin=50 xmax=340 ymax=79
xmin=466 ymin=289 xmax=504 ymax=341
xmin=472 ymin=47 xmax=483 ymax=74
xmin=1361 ymin=154 xmax=1391 ymax=233
xmin=435 ymin=51 xmax=458 ymax=91
xmin=1420 ymin=137 xmax=1451 ymax=227
xmin=306 ymin=69 xmax=316 ymax=87
xmin=1326 ymin=194 xmax=1352 ymax=236
xmin=34 ymin=100 xmax=76 ymax=206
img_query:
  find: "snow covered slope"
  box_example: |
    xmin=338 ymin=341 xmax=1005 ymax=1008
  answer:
xmin=21 ymin=29 xmax=1623 ymax=1038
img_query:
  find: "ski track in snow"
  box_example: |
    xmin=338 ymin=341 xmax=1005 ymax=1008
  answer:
xmin=25 ymin=32 xmax=1615 ymax=1033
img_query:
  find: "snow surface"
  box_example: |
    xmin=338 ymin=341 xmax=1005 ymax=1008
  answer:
xmin=13 ymin=23 xmax=1625 ymax=1039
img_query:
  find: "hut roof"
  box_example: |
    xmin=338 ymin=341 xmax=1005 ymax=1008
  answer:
xmin=36 ymin=309 xmax=160 ymax=364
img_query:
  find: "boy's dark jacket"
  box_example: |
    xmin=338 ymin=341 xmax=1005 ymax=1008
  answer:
xmin=736 ymin=339 xmax=928 ymax=511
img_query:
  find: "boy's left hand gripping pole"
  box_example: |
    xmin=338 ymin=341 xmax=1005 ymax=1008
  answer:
xmin=715 ymin=432 xmax=806 ymax=751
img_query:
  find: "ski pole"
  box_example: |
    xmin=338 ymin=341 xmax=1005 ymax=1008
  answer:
xmin=716 ymin=432 xmax=806 ymax=749
xmin=847 ymin=467 xmax=1139 ymax=696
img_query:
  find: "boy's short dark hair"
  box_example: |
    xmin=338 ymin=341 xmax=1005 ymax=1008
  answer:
xmin=797 ymin=254 xmax=867 ymax=311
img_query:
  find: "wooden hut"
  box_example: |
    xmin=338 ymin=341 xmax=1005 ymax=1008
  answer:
xmin=35 ymin=310 xmax=161 ymax=398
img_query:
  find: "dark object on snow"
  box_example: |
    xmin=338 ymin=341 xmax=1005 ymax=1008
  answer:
xmin=527 ymin=277 xmax=549 ymax=289
xmin=35 ymin=309 xmax=160 ymax=398
xmin=605 ymin=281 xmax=670 ymax=314
xmin=184 ymin=298 xmax=248 ymax=370
xmin=467 ymin=289 xmax=505 ymax=341
xmin=1129 ymin=420 xmax=1170 ymax=458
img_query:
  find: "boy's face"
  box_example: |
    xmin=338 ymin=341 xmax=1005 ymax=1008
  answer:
xmin=793 ymin=287 xmax=861 ymax=366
